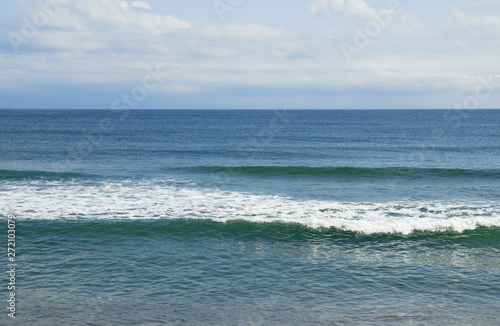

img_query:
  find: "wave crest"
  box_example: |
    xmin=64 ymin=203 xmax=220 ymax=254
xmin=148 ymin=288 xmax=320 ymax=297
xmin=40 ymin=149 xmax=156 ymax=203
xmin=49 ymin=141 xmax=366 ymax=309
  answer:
xmin=3 ymin=179 xmax=499 ymax=235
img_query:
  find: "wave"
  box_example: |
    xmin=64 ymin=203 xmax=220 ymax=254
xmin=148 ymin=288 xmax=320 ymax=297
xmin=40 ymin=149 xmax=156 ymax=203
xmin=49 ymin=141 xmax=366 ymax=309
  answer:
xmin=0 ymin=169 xmax=96 ymax=180
xmin=178 ymin=166 xmax=500 ymax=179
xmin=16 ymin=219 xmax=500 ymax=246
xmin=3 ymin=166 xmax=499 ymax=181
xmin=2 ymin=179 xmax=499 ymax=235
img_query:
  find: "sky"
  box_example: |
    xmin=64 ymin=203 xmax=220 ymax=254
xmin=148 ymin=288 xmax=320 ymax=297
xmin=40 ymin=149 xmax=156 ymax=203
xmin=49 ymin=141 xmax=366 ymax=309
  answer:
xmin=1 ymin=0 xmax=500 ymax=109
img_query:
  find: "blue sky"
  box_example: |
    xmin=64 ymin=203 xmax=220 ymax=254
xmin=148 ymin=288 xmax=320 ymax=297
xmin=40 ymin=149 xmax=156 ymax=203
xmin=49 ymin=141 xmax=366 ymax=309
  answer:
xmin=1 ymin=0 xmax=500 ymax=109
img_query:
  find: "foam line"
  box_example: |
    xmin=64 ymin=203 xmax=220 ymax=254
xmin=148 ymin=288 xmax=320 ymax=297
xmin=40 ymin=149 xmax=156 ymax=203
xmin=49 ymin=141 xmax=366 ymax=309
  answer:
xmin=2 ymin=179 xmax=499 ymax=235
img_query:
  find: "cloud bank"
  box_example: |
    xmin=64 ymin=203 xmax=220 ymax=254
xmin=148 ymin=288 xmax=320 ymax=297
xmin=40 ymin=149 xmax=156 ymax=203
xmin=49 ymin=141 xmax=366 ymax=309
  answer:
xmin=1 ymin=0 xmax=499 ymax=109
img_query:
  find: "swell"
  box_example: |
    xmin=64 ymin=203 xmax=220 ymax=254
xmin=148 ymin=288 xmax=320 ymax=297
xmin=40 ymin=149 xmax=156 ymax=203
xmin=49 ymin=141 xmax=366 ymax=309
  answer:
xmin=0 ymin=169 xmax=96 ymax=180
xmin=178 ymin=166 xmax=500 ymax=179
xmin=4 ymin=166 xmax=499 ymax=180
xmin=17 ymin=219 xmax=500 ymax=246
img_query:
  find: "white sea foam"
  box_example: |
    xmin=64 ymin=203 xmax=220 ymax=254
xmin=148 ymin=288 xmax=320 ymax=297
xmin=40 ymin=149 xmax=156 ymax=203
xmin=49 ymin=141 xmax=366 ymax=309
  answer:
xmin=2 ymin=179 xmax=500 ymax=234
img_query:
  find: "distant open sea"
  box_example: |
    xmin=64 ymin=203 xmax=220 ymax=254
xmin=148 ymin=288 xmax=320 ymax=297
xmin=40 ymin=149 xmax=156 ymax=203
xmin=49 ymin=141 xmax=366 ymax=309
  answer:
xmin=1 ymin=109 xmax=499 ymax=325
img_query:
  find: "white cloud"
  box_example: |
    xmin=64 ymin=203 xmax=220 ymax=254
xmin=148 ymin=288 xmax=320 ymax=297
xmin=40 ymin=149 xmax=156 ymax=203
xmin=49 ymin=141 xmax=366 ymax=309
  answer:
xmin=25 ymin=0 xmax=191 ymax=53
xmin=452 ymin=7 xmax=500 ymax=30
xmin=132 ymin=1 xmax=151 ymax=10
xmin=306 ymin=0 xmax=378 ymax=19
xmin=67 ymin=0 xmax=190 ymax=33
xmin=196 ymin=24 xmax=300 ymax=41
xmin=199 ymin=47 xmax=238 ymax=58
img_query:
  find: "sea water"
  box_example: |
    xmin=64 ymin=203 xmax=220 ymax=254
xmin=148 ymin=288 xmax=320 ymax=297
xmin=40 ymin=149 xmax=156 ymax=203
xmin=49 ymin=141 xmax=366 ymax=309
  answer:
xmin=1 ymin=109 xmax=499 ymax=325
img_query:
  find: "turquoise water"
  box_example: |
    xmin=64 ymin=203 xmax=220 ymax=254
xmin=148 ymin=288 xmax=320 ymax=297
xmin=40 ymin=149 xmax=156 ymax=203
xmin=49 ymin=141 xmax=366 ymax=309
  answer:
xmin=1 ymin=109 xmax=500 ymax=325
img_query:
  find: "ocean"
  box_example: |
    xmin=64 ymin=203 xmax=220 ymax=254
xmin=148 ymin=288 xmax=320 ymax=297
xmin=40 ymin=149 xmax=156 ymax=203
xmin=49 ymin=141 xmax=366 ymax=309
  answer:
xmin=1 ymin=109 xmax=499 ymax=325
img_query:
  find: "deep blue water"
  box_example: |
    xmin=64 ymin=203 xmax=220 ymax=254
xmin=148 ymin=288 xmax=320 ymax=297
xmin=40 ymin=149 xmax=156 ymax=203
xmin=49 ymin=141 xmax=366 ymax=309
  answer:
xmin=1 ymin=109 xmax=499 ymax=325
